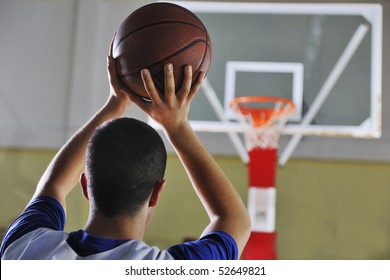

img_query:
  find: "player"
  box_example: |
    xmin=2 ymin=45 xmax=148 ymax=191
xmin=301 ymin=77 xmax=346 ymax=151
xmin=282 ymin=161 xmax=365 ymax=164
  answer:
xmin=0 ymin=37 xmax=250 ymax=260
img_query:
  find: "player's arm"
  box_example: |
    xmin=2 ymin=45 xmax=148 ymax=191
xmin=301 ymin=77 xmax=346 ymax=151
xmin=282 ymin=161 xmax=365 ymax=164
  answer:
xmin=128 ymin=64 xmax=251 ymax=256
xmin=33 ymin=38 xmax=131 ymax=211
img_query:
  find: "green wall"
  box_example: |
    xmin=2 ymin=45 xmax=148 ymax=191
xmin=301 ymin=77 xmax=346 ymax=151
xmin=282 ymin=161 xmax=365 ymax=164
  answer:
xmin=0 ymin=148 xmax=88 ymax=234
xmin=1 ymin=148 xmax=389 ymax=259
xmin=277 ymin=160 xmax=390 ymax=259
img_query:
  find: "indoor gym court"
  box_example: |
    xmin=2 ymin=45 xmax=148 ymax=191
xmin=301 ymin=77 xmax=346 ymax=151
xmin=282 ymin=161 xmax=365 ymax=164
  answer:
xmin=0 ymin=0 xmax=389 ymax=260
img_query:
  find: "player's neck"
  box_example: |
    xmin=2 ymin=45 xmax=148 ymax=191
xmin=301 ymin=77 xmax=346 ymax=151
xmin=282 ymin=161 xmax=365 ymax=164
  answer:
xmin=83 ymin=208 xmax=148 ymax=241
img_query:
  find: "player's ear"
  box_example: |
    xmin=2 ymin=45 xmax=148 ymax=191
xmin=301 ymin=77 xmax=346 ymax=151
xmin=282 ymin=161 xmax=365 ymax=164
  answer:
xmin=80 ymin=173 xmax=89 ymax=201
xmin=149 ymin=179 xmax=166 ymax=207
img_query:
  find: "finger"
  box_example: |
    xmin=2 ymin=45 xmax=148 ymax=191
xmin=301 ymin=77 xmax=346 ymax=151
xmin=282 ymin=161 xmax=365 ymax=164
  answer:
xmin=141 ymin=69 xmax=160 ymax=102
xmin=187 ymin=71 xmax=205 ymax=102
xmin=177 ymin=65 xmax=193 ymax=101
xmin=107 ymin=55 xmax=115 ymax=82
xmin=109 ymin=33 xmax=116 ymax=58
xmin=107 ymin=55 xmax=130 ymax=95
xmin=107 ymin=55 xmax=120 ymax=87
xmin=164 ymin=63 xmax=175 ymax=101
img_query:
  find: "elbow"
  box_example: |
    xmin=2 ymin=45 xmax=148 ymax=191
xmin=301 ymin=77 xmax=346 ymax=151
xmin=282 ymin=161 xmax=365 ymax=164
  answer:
xmin=242 ymin=210 xmax=251 ymax=242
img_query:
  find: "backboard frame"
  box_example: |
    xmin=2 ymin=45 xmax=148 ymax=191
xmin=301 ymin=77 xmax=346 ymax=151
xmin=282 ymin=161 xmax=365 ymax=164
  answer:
xmin=150 ymin=1 xmax=383 ymax=164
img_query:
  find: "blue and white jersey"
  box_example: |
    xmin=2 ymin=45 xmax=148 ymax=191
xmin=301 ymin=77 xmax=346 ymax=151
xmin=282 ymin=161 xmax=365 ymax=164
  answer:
xmin=0 ymin=197 xmax=238 ymax=260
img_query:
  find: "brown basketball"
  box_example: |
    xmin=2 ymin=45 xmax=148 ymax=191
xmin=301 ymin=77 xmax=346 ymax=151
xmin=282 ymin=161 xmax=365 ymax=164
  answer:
xmin=113 ymin=2 xmax=212 ymax=100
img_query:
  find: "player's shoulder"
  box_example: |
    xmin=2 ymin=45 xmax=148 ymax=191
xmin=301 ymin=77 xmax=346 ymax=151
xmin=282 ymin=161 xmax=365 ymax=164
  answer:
xmin=2 ymin=228 xmax=70 ymax=259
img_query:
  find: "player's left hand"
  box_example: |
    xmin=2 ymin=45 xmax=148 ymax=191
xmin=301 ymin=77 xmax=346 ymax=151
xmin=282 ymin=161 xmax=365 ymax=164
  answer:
xmin=106 ymin=33 xmax=132 ymax=114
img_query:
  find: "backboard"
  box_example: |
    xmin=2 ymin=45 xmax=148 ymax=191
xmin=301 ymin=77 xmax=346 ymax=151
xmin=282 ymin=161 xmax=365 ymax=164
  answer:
xmin=149 ymin=1 xmax=382 ymax=164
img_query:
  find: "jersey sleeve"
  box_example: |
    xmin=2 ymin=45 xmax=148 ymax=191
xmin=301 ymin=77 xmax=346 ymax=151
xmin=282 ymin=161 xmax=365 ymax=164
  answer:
xmin=167 ymin=231 xmax=238 ymax=260
xmin=0 ymin=196 xmax=65 ymax=257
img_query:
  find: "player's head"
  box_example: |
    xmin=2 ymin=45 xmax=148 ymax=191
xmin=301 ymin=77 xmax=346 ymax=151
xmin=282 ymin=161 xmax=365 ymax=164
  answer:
xmin=84 ymin=117 xmax=167 ymax=217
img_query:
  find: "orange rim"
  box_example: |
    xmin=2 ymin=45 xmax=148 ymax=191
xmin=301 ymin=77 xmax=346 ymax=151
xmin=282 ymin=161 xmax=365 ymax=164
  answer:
xmin=230 ymin=96 xmax=296 ymax=127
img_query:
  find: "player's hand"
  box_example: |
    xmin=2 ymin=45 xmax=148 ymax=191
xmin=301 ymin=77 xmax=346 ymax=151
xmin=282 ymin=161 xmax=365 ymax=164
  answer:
xmin=129 ymin=63 xmax=205 ymax=132
xmin=105 ymin=34 xmax=132 ymax=115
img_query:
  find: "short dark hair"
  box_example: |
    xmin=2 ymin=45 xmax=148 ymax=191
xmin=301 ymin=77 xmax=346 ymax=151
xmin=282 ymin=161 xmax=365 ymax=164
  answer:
xmin=85 ymin=117 xmax=167 ymax=217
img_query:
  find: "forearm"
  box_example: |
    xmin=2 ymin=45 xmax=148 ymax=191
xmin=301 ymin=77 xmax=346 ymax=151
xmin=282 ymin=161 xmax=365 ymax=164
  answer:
xmin=165 ymin=122 xmax=250 ymax=252
xmin=34 ymin=97 xmax=128 ymax=209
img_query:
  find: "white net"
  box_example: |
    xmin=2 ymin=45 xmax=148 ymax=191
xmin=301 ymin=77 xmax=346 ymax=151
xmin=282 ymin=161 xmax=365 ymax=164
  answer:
xmin=233 ymin=100 xmax=294 ymax=151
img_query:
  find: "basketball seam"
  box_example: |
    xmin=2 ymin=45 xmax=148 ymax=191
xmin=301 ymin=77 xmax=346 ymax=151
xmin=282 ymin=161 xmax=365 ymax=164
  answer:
xmin=169 ymin=3 xmax=207 ymax=30
xmin=194 ymin=29 xmax=212 ymax=79
xmin=119 ymin=39 xmax=209 ymax=78
xmin=114 ymin=21 xmax=206 ymax=52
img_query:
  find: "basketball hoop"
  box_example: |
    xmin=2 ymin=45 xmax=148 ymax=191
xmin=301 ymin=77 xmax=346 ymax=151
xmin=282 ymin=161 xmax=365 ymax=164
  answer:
xmin=230 ymin=96 xmax=296 ymax=151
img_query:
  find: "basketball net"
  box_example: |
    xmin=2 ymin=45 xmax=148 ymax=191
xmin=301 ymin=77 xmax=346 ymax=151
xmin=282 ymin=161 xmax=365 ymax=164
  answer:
xmin=230 ymin=96 xmax=295 ymax=260
xmin=231 ymin=96 xmax=295 ymax=151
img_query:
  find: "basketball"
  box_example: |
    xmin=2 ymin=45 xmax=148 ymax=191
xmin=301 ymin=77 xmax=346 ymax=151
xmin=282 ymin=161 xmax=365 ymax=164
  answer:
xmin=113 ymin=2 xmax=212 ymax=100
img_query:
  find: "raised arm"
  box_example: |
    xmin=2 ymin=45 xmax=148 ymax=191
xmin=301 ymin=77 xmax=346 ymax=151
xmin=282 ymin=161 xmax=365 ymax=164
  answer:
xmin=128 ymin=64 xmax=251 ymax=256
xmin=33 ymin=37 xmax=131 ymax=211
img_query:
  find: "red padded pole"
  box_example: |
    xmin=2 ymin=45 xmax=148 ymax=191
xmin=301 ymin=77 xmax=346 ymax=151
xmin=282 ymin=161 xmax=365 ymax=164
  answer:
xmin=241 ymin=147 xmax=277 ymax=260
